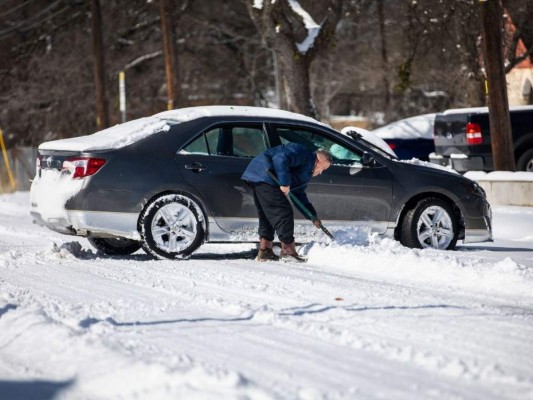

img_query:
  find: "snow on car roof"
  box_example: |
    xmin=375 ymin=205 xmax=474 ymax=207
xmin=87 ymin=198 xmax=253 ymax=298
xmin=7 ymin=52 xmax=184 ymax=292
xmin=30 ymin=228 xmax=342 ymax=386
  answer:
xmin=39 ymin=117 xmax=171 ymax=152
xmin=442 ymin=105 xmax=533 ymax=115
xmin=371 ymin=114 xmax=436 ymax=140
xmin=39 ymin=106 xmax=322 ymax=152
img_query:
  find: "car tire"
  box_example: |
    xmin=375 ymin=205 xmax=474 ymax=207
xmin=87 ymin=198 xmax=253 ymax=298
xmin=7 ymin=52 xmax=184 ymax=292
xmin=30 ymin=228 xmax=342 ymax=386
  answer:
xmin=88 ymin=237 xmax=141 ymax=256
xmin=400 ymin=197 xmax=459 ymax=250
xmin=517 ymin=148 xmax=533 ymax=172
xmin=140 ymin=193 xmax=205 ymax=260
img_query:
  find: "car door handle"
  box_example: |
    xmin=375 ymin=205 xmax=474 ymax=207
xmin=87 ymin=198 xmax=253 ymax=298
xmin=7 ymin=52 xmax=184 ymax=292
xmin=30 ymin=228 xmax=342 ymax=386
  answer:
xmin=184 ymin=162 xmax=207 ymax=172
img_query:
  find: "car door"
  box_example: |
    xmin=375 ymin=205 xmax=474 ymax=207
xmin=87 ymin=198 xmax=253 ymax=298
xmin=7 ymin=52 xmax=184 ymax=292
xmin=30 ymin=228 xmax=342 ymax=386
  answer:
xmin=269 ymin=124 xmax=393 ymax=233
xmin=175 ymin=123 xmax=269 ymax=231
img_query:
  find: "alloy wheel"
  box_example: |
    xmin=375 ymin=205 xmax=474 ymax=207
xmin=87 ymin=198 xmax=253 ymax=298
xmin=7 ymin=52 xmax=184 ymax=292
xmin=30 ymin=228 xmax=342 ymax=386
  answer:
xmin=150 ymin=202 xmax=198 ymax=253
xmin=416 ymin=205 xmax=454 ymax=249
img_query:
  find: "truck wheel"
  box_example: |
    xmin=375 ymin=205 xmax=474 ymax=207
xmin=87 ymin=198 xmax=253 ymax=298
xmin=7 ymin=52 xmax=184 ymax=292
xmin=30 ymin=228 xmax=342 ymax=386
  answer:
xmin=140 ymin=194 xmax=205 ymax=259
xmin=517 ymin=148 xmax=533 ymax=172
xmin=400 ymin=197 xmax=459 ymax=250
xmin=88 ymin=237 xmax=141 ymax=256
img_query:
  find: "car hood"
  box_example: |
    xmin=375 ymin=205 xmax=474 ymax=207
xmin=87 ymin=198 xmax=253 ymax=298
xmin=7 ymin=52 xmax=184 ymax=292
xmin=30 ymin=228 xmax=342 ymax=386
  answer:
xmin=395 ymin=158 xmax=460 ymax=177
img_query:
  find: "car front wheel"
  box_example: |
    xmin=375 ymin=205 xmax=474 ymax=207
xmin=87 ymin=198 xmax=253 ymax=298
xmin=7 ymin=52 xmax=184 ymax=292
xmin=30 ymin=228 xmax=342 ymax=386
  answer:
xmin=400 ymin=197 xmax=459 ymax=250
xmin=88 ymin=237 xmax=141 ymax=256
xmin=140 ymin=193 xmax=205 ymax=259
xmin=517 ymin=148 xmax=533 ymax=172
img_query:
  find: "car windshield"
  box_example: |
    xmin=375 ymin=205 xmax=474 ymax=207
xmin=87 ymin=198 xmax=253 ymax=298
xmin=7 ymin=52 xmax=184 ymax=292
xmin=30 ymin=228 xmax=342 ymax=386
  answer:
xmin=345 ymin=130 xmax=397 ymax=160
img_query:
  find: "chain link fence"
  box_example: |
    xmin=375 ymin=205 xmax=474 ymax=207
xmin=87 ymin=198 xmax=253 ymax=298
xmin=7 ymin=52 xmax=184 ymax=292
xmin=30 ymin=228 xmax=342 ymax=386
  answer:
xmin=0 ymin=146 xmax=38 ymax=193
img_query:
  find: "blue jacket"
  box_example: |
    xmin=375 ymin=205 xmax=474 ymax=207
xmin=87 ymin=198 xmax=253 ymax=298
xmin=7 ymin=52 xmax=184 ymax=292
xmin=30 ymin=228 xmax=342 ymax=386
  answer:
xmin=241 ymin=143 xmax=317 ymax=219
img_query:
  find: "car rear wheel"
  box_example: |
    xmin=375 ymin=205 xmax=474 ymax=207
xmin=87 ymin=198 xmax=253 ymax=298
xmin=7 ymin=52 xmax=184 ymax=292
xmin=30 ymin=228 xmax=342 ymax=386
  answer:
xmin=140 ymin=194 xmax=205 ymax=259
xmin=400 ymin=197 xmax=458 ymax=250
xmin=88 ymin=237 xmax=141 ymax=256
xmin=517 ymin=148 xmax=533 ymax=172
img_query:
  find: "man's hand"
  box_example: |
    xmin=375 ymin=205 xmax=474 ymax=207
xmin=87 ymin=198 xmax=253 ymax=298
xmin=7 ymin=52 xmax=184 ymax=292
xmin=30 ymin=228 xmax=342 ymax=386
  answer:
xmin=280 ymin=185 xmax=290 ymax=195
xmin=312 ymin=218 xmax=322 ymax=228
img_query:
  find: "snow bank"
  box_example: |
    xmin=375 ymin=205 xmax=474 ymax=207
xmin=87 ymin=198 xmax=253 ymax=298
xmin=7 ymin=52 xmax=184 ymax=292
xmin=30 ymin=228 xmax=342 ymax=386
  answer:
xmin=301 ymin=228 xmax=533 ymax=301
xmin=465 ymin=171 xmax=533 ymax=206
xmin=465 ymin=171 xmax=533 ymax=182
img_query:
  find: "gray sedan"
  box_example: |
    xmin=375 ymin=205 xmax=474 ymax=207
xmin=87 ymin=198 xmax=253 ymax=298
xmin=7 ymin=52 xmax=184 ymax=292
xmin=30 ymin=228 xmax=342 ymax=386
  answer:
xmin=30 ymin=106 xmax=492 ymax=259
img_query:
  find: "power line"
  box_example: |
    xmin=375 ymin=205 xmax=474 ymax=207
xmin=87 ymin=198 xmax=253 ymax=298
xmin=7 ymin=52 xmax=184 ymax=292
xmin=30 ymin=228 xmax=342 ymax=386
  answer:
xmin=0 ymin=0 xmax=39 ymax=19
xmin=0 ymin=0 xmax=64 ymax=38
xmin=18 ymin=5 xmax=70 ymax=34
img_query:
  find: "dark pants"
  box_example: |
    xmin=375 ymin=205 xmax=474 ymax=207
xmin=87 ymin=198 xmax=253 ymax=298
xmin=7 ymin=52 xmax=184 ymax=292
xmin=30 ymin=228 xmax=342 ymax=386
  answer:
xmin=250 ymin=182 xmax=294 ymax=244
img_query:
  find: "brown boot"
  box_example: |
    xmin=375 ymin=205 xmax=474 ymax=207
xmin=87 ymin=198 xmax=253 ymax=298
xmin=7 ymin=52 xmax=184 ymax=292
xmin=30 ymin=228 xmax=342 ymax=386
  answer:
xmin=280 ymin=241 xmax=307 ymax=263
xmin=256 ymin=238 xmax=279 ymax=262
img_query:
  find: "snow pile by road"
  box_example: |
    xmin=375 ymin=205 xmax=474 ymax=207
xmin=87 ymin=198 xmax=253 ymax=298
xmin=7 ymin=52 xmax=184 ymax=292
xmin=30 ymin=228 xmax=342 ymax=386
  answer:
xmin=465 ymin=171 xmax=533 ymax=182
xmin=1 ymin=192 xmax=533 ymax=399
xmin=304 ymin=230 xmax=533 ymax=300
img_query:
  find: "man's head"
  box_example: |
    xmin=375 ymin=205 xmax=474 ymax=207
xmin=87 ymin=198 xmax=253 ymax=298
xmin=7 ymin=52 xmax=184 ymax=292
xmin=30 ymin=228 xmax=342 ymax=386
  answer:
xmin=312 ymin=149 xmax=332 ymax=177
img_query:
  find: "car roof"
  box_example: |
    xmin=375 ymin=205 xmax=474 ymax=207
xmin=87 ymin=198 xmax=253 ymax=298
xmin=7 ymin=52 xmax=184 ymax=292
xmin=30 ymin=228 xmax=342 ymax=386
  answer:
xmin=39 ymin=106 xmax=324 ymax=152
xmin=155 ymin=105 xmax=322 ymax=124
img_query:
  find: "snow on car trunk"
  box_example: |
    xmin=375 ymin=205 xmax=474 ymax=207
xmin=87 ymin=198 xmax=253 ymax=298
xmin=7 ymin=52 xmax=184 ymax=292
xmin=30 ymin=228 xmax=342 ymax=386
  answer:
xmin=30 ymin=168 xmax=84 ymax=222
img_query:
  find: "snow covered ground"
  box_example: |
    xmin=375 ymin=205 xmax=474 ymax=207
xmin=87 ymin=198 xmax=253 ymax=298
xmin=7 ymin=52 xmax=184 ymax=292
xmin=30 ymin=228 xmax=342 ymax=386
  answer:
xmin=1 ymin=192 xmax=532 ymax=400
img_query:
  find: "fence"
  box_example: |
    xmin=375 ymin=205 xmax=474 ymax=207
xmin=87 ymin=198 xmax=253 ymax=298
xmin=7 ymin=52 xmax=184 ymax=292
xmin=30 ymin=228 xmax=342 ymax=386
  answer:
xmin=0 ymin=146 xmax=38 ymax=193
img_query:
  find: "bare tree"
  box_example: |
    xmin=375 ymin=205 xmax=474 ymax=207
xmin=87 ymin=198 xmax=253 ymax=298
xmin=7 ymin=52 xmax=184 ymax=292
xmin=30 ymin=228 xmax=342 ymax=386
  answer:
xmin=244 ymin=0 xmax=343 ymax=118
xmin=502 ymin=0 xmax=533 ymax=72
xmin=503 ymin=0 xmax=533 ymax=56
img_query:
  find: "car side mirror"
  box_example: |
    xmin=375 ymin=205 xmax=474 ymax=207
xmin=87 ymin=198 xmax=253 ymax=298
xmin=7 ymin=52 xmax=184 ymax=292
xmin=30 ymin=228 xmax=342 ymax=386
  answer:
xmin=361 ymin=152 xmax=376 ymax=167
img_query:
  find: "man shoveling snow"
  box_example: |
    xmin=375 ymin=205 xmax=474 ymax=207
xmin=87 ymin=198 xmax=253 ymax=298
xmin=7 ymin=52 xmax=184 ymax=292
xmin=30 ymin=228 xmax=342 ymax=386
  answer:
xmin=242 ymin=143 xmax=332 ymax=263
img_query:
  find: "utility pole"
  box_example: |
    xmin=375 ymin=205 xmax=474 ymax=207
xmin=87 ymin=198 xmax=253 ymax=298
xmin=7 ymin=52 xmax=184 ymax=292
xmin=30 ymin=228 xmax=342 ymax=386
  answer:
xmin=160 ymin=0 xmax=178 ymax=110
xmin=377 ymin=0 xmax=390 ymax=113
xmin=89 ymin=0 xmax=109 ymax=129
xmin=479 ymin=0 xmax=515 ymax=171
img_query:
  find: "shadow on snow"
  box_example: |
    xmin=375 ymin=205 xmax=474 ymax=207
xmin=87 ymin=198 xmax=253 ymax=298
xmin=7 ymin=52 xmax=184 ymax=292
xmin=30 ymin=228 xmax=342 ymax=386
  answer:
xmin=0 ymin=379 xmax=74 ymax=400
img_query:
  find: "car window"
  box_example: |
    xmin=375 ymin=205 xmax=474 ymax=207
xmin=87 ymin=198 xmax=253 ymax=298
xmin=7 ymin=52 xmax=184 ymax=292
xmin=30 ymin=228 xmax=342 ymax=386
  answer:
xmin=182 ymin=134 xmax=209 ymax=155
xmin=182 ymin=125 xmax=268 ymax=158
xmin=274 ymin=126 xmax=362 ymax=165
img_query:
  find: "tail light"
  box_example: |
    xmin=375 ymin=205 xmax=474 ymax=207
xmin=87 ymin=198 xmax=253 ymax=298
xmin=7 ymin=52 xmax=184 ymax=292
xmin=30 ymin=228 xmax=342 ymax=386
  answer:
xmin=62 ymin=157 xmax=106 ymax=179
xmin=466 ymin=122 xmax=482 ymax=145
xmin=387 ymin=143 xmax=397 ymax=150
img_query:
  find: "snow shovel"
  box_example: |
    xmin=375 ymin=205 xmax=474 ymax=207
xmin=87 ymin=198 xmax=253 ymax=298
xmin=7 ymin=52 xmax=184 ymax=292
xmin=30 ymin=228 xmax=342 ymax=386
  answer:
xmin=267 ymin=169 xmax=335 ymax=240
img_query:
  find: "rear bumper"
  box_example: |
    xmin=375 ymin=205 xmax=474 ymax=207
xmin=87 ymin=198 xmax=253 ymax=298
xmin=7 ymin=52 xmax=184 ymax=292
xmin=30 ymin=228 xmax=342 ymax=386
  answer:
xmin=31 ymin=210 xmax=140 ymax=240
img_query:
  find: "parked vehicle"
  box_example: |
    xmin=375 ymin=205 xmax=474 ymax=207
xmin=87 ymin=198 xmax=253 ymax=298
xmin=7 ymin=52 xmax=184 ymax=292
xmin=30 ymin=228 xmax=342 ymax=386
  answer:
xmin=371 ymin=113 xmax=436 ymax=161
xmin=30 ymin=106 xmax=492 ymax=259
xmin=430 ymin=105 xmax=533 ymax=172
